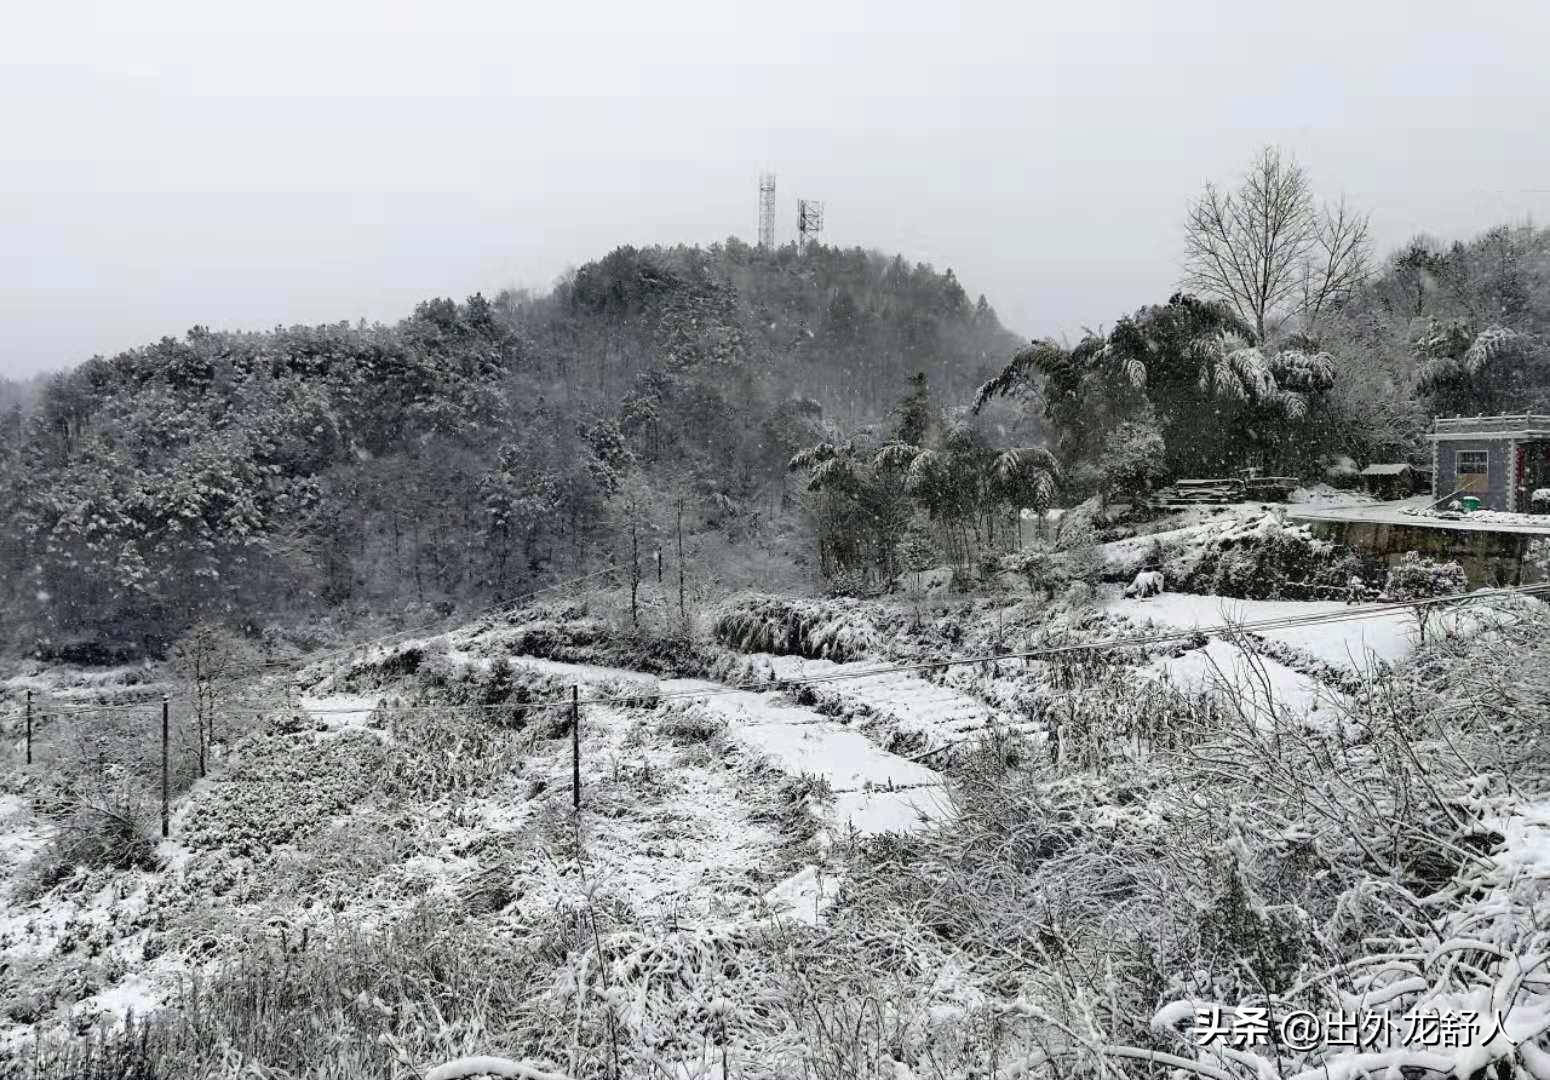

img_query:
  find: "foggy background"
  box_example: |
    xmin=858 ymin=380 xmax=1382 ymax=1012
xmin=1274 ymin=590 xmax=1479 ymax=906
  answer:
xmin=3 ymin=0 xmax=1547 ymax=377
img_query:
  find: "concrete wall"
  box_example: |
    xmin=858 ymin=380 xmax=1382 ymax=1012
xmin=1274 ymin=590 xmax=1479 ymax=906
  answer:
xmin=1435 ymin=439 xmax=1511 ymax=510
xmin=1304 ymin=517 xmax=1544 ymax=588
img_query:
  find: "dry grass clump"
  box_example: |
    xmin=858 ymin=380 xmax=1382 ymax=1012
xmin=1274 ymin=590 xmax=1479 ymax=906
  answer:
xmin=1 ymin=906 xmax=552 ymax=1080
xmin=713 ymin=595 xmax=881 ymax=662
xmin=654 ymin=703 xmax=727 ymax=746
xmin=374 ymin=707 xmax=526 ymax=802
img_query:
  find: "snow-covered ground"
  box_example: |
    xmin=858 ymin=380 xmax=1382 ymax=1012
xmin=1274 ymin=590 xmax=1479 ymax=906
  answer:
xmin=1144 ymin=639 xmax=1339 ymax=719
xmin=1402 ymin=505 xmax=1550 ymax=528
xmin=1106 ymin=592 xmax=1418 ymax=670
xmin=1287 ymin=483 xmax=1375 ymax=506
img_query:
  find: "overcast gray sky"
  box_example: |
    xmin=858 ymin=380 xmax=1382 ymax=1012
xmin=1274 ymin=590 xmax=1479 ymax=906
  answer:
xmin=3 ymin=0 xmax=1548 ymax=377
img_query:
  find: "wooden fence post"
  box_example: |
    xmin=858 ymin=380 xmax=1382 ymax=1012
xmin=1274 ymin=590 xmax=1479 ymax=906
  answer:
xmin=24 ymin=689 xmax=32 ymax=765
xmin=161 ymin=696 xmax=170 ymax=839
xmin=571 ymin=686 xmax=581 ymax=811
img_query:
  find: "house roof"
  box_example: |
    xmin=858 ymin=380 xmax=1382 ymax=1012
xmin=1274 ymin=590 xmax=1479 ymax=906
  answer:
xmin=1360 ymin=463 xmax=1413 ymax=476
xmin=1427 ymin=414 xmax=1550 ymax=440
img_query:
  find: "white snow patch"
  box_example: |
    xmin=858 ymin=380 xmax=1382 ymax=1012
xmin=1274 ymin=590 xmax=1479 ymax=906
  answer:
xmin=72 ymin=972 xmax=161 ymax=1027
xmin=298 ymin=693 xmax=384 ymax=732
xmin=1107 ymin=592 xmax=1417 ymax=670
xmin=762 ymin=864 xmax=840 ymax=926
xmin=831 ymin=787 xmax=944 ymax=835
xmin=1146 ymin=640 xmax=1335 ymax=718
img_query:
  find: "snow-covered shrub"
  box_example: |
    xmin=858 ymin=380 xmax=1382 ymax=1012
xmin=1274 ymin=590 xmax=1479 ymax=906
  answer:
xmin=1527 ymin=538 xmax=1550 ymax=582
xmin=823 ymin=567 xmax=873 ymax=599
xmin=1186 ymin=513 xmax=1373 ymax=600
xmin=1383 ymin=551 xmax=1469 ymax=601
xmin=1052 ymin=496 xmax=1104 ymax=548
xmin=607 ymin=626 xmax=717 ymax=677
xmin=498 ymin=618 xmax=611 ymax=661
xmin=713 ymin=595 xmax=881 ymax=661
xmin=377 ymin=709 xmax=525 ymax=801
xmin=1004 ymin=545 xmax=1066 ymax=598
xmin=747 ymin=769 xmax=834 ymax=850
xmin=21 ymin=779 xmax=161 ymax=895
xmin=398 ymin=656 xmax=574 ymax=730
xmin=1383 ymin=551 xmax=1470 ymax=643
xmin=13 ymin=905 xmax=550 ymax=1080
xmin=183 ymin=731 xmax=386 ymax=853
xmin=1098 ymin=419 xmax=1169 ymax=503
xmin=337 ymin=642 xmax=429 ymax=690
xmin=1057 ymin=580 xmax=1094 ymax=614
xmin=657 ymin=703 xmax=727 ymax=745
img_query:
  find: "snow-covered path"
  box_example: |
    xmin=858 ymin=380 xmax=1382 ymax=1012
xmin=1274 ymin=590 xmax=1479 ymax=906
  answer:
xmin=661 ymin=677 xmax=949 ymax=836
xmin=755 ymin=654 xmax=1024 ymax=749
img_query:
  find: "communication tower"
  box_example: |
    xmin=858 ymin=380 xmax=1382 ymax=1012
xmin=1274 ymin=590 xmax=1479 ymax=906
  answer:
xmin=796 ymin=198 xmax=825 ymax=252
xmin=758 ymin=173 xmax=777 ymax=250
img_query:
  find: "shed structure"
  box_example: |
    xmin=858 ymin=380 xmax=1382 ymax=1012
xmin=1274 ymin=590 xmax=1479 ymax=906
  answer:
xmin=1358 ymin=463 xmax=1429 ymax=500
xmin=1426 ymin=415 xmax=1550 ymax=513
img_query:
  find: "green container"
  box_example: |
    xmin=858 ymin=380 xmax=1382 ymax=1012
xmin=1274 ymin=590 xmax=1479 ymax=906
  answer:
xmin=1461 ymin=496 xmax=1481 ymax=512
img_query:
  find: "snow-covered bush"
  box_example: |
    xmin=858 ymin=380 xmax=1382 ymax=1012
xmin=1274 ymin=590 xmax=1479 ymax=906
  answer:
xmin=1383 ymin=551 xmax=1470 ymax=643
xmin=1003 ymin=545 xmax=1068 ymax=598
xmin=22 ymin=782 xmax=161 ymax=895
xmin=1186 ymin=513 xmax=1373 ymax=600
xmin=1383 ymin=551 xmax=1469 ymax=601
xmin=823 ymin=567 xmax=873 ymax=599
xmin=713 ymin=595 xmax=881 ymax=661
xmin=183 ymin=731 xmax=386 ymax=853
xmin=656 ymin=703 xmax=727 ymax=745
xmin=1528 ymin=539 xmax=1550 ymax=582
xmin=1052 ymin=496 xmax=1104 ymax=548
xmin=1058 ymin=580 xmax=1095 ymax=614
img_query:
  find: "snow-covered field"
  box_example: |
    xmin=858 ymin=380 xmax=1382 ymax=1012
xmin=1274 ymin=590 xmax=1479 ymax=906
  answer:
xmin=1143 ymin=639 xmax=1337 ymax=718
xmin=1106 ymin=591 xmax=1417 ymax=670
xmin=5 ymin=562 xmax=1547 ymax=1076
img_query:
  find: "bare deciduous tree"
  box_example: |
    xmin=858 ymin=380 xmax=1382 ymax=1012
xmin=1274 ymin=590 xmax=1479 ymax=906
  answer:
xmin=1183 ymin=146 xmax=1372 ymax=340
xmin=171 ymin=623 xmax=254 ymax=778
xmin=1303 ymin=196 xmax=1373 ymax=323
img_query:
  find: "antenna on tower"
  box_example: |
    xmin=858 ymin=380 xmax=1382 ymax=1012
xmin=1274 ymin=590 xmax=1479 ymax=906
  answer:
xmin=796 ymin=198 xmax=824 ymax=252
xmin=758 ymin=172 xmax=777 ymax=251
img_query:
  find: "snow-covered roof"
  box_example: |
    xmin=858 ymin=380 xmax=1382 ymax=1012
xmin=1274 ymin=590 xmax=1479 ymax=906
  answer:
xmin=1360 ymin=463 xmax=1414 ymax=476
xmin=1428 ymin=414 xmax=1550 ymax=440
